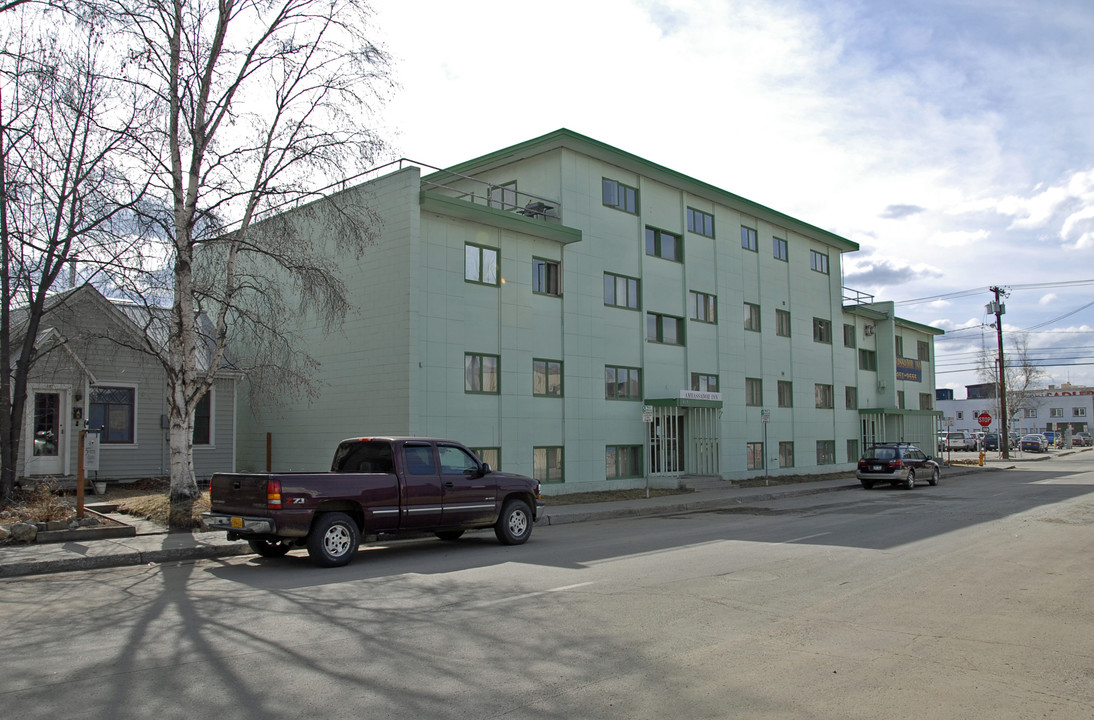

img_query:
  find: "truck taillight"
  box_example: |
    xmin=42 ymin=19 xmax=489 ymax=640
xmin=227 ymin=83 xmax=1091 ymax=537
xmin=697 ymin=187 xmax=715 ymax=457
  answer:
xmin=267 ymin=479 xmax=282 ymax=509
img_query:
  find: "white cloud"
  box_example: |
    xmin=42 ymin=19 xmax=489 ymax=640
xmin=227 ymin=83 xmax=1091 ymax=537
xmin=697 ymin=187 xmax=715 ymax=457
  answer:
xmin=1040 ymin=293 xmax=1060 ymax=306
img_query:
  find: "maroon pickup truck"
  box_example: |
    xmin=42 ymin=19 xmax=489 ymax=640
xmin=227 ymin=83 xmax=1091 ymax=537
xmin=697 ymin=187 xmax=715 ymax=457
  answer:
xmin=203 ymin=437 xmax=544 ymax=567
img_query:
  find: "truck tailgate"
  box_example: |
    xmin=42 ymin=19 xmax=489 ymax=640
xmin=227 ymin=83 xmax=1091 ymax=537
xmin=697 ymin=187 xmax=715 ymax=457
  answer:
xmin=209 ymin=473 xmax=272 ymax=515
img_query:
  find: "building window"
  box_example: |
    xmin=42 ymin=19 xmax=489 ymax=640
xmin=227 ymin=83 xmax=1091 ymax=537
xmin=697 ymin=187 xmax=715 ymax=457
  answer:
xmin=746 ymin=377 xmax=763 ymax=407
xmin=488 ymin=181 xmax=517 ymax=210
xmin=606 ymin=445 xmax=643 ymax=479
xmin=647 ymin=312 xmax=684 ymax=345
xmin=747 ymin=442 xmax=764 ymax=470
xmin=919 ymin=393 xmax=933 ymax=410
xmin=741 ymin=226 xmax=757 ymax=252
xmin=779 ymin=441 xmax=794 ymax=468
xmin=1050 ymin=407 xmax=1063 ymax=417
xmin=778 ymin=380 xmax=793 ymax=408
xmin=813 ymin=318 xmax=831 ymax=344
xmin=847 ymin=439 xmax=859 ymax=463
xmin=687 ymin=207 xmax=714 ymax=237
xmin=957 ymin=411 xmax=965 ymax=420
xmin=606 ymin=366 xmax=641 ymax=400
xmin=465 ymin=353 xmax=499 ymax=394
xmin=1025 ymin=408 xmax=1037 ymax=418
xmin=465 ymin=243 xmax=499 ymax=285
xmin=646 ymin=226 xmax=682 ymax=261
xmin=744 ymin=302 xmax=761 ymax=332
xmin=689 ymin=291 xmax=717 ymax=324
xmin=843 ymin=323 xmax=856 ymax=348
xmin=810 ymin=250 xmax=829 ymax=274
xmin=604 ymin=272 xmax=640 ymax=310
xmin=602 ymin=178 xmax=638 ymax=214
xmin=845 ymin=386 xmax=858 ymax=410
xmin=532 ymin=258 xmax=560 ymax=296
xmin=691 ymin=373 xmax=719 ymax=393
xmin=918 ymin=340 xmax=930 ymax=361
xmin=193 ymin=391 xmax=212 ymax=446
xmin=815 ymin=383 xmax=834 ymax=409
xmin=773 ymin=237 xmax=788 ymax=261
xmin=897 ymin=391 xmax=905 ymax=409
xmin=533 ymin=359 xmax=563 ymax=397
xmin=472 ymin=447 xmax=500 ymax=470
xmin=895 ymin=336 xmax=904 ymax=357
xmin=89 ymin=386 xmax=135 ymax=444
xmin=817 ymin=440 xmax=835 ymax=465
xmin=1075 ymin=407 xmax=1087 ymax=417
xmin=775 ymin=309 xmax=791 ymax=337
xmin=534 ymin=446 xmax=564 ymax=483
xmin=859 ymin=349 xmax=877 ymax=371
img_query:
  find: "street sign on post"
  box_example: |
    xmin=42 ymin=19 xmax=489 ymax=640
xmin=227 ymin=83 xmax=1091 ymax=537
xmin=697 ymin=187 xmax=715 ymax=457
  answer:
xmin=978 ymin=412 xmax=992 ymax=427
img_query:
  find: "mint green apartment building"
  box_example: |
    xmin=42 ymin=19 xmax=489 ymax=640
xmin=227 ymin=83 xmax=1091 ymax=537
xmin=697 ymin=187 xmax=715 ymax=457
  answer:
xmin=235 ymin=129 xmax=943 ymax=493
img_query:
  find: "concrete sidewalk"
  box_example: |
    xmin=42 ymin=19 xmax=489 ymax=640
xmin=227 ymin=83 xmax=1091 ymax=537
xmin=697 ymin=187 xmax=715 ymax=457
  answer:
xmin=2 ymin=468 xmax=995 ymax=579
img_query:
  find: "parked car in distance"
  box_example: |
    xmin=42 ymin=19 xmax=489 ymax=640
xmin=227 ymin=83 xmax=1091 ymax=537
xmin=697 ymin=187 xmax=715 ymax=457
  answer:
xmin=983 ymin=433 xmax=1000 ymax=451
xmin=945 ymin=431 xmax=977 ymax=451
xmin=1075 ymin=431 xmax=1093 ymax=447
xmin=1020 ymin=434 xmax=1048 ymax=453
xmin=1043 ymin=431 xmax=1058 ymax=447
xmin=857 ymin=442 xmax=940 ymax=490
xmin=1009 ymin=432 xmax=1021 ymax=449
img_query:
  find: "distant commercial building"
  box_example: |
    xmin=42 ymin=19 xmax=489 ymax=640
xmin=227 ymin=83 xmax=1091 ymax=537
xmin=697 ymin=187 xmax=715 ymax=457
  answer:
xmin=937 ymin=383 xmax=1092 ymax=436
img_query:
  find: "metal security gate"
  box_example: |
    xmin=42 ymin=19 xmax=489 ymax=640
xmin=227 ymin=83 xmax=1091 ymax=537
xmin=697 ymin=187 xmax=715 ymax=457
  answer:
xmin=687 ymin=405 xmax=721 ymax=476
xmin=647 ymin=402 xmax=722 ymax=479
xmin=648 ymin=408 xmax=683 ymax=477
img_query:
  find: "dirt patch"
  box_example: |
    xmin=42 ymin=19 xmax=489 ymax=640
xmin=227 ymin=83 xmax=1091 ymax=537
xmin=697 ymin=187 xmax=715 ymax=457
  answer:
xmin=0 ymin=478 xmax=207 ymax=530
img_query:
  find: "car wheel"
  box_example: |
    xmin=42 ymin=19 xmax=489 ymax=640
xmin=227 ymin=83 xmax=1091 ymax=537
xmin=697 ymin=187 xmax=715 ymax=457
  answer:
xmin=435 ymin=530 xmax=465 ymax=541
xmin=306 ymin=512 xmax=360 ymax=567
xmin=860 ymin=480 xmax=874 ymax=490
xmin=905 ymin=469 xmax=916 ymax=490
xmin=247 ymin=539 xmax=292 ymax=558
xmin=929 ymin=467 xmax=939 ymax=486
xmin=494 ymin=499 xmax=533 ymax=545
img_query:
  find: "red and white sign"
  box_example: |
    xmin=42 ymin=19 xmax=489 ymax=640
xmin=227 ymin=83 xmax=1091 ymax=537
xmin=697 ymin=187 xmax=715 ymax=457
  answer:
xmin=977 ymin=412 xmax=992 ymax=427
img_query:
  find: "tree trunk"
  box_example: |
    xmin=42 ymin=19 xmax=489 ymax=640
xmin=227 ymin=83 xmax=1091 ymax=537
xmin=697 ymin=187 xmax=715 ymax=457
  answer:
xmin=167 ymin=400 xmax=200 ymax=529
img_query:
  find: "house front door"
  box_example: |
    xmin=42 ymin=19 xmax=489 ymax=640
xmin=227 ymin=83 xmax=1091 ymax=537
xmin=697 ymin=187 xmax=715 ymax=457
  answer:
xmin=26 ymin=389 xmax=68 ymax=476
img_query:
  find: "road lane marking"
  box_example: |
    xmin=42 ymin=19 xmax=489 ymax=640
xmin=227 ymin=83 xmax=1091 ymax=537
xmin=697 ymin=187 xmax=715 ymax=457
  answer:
xmin=479 ymin=581 xmax=595 ymax=607
xmin=779 ymin=532 xmax=831 ymax=544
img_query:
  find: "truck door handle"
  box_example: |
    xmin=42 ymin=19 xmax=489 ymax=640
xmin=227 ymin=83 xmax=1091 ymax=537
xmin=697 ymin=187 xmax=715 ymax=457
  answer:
xmin=233 ymin=480 xmax=241 ymax=490
xmin=444 ymin=481 xmax=455 ymax=489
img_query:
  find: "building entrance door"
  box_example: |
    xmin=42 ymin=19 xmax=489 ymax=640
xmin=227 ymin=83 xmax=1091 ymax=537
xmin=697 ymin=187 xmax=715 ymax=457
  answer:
xmin=649 ymin=411 xmax=684 ymax=476
xmin=26 ymin=389 xmax=67 ymax=476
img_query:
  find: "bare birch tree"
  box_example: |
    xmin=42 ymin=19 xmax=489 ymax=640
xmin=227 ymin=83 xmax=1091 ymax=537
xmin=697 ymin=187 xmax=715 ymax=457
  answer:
xmin=977 ymin=331 xmax=1047 ymax=424
xmin=101 ymin=0 xmax=391 ymax=526
xmin=0 ymin=8 xmax=150 ymax=501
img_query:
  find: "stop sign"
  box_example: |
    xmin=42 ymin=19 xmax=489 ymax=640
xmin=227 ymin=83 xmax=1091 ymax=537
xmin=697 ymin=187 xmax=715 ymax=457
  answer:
xmin=978 ymin=412 xmax=992 ymax=427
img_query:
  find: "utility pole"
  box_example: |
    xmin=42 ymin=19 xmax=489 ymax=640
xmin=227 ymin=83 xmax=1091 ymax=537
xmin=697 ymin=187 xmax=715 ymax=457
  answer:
xmin=989 ymin=286 xmax=1010 ymax=459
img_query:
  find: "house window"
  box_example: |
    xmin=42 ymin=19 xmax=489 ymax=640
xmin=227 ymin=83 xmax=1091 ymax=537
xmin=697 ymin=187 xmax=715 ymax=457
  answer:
xmin=606 ymin=445 xmax=643 ymax=479
xmin=847 ymin=439 xmax=859 ymax=462
xmin=747 ymin=442 xmax=764 ymax=470
xmin=744 ymin=303 xmax=761 ymax=332
xmin=816 ymin=440 xmax=835 ymax=465
xmin=918 ymin=340 xmax=930 ymax=361
xmin=465 ymin=353 xmax=499 ymax=393
xmin=845 ymin=386 xmax=858 ymax=410
xmin=689 ymin=291 xmax=717 ymax=324
xmin=606 ymin=366 xmax=641 ymax=400
xmin=1050 ymin=408 xmax=1063 ymax=417
xmin=813 ymin=318 xmax=831 ymax=344
xmin=533 ymin=359 xmax=563 ymax=397
xmin=533 ymin=258 xmax=560 ymax=296
xmin=815 ymin=383 xmax=834 ymax=409
xmin=647 ymin=312 xmax=684 ymax=345
xmin=687 ymin=207 xmax=714 ymax=237
xmin=89 ymin=386 xmax=135 ymax=444
xmin=897 ymin=391 xmax=905 ymax=409
xmin=773 ymin=237 xmax=788 ymax=261
xmin=465 ymin=243 xmax=499 ymax=285
xmin=741 ymin=226 xmax=757 ymax=251
xmin=1075 ymin=408 xmax=1087 ymax=417
xmin=843 ymin=323 xmax=856 ymax=348
xmin=957 ymin=411 xmax=965 ymax=420
xmin=1025 ymin=408 xmax=1037 ymax=418
xmin=602 ymin=178 xmax=638 ymax=214
xmin=919 ymin=393 xmax=933 ymax=410
xmin=895 ymin=336 xmax=904 ymax=357
xmin=779 ymin=441 xmax=794 ymax=468
xmin=488 ymin=181 xmax=517 ymax=210
xmin=604 ymin=272 xmax=640 ymax=309
xmin=646 ymin=226 xmax=682 ymax=261
xmin=859 ymin=349 xmax=877 ymax=371
xmin=810 ymin=250 xmax=829 ymax=274
xmin=746 ymin=377 xmax=763 ymax=407
xmin=193 ymin=391 xmax=212 ymax=446
xmin=533 ymin=446 xmax=564 ymax=483
xmin=776 ymin=309 xmax=791 ymax=337
xmin=691 ymin=373 xmax=719 ymax=393
xmin=778 ymin=380 xmax=793 ymax=408
xmin=472 ymin=447 xmax=500 ymax=470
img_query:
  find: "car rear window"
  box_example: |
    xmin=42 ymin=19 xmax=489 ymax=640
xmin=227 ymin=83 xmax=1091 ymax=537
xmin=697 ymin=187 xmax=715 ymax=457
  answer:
xmin=331 ymin=441 xmax=395 ymax=473
xmin=863 ymin=447 xmax=897 ymax=461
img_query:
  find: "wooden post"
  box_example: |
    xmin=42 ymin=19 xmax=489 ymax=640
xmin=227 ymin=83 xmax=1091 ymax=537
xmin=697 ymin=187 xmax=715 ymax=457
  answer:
xmin=76 ymin=430 xmax=85 ymax=519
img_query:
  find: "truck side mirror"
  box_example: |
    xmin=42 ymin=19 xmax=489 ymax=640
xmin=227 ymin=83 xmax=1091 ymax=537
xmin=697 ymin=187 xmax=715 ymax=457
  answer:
xmin=481 ymin=462 xmax=492 ymax=475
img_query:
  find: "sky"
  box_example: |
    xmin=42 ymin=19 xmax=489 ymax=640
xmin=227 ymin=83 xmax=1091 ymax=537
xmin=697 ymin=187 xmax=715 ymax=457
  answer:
xmin=371 ymin=0 xmax=1094 ymax=396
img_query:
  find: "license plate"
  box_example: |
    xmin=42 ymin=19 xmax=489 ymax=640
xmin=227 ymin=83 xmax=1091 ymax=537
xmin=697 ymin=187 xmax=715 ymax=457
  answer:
xmin=230 ymin=516 xmax=243 ymax=529
xmin=871 ymin=465 xmax=882 ymax=471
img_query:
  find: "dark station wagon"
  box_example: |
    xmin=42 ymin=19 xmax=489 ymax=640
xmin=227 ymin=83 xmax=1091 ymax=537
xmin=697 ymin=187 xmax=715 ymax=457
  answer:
xmin=857 ymin=442 xmax=941 ymax=490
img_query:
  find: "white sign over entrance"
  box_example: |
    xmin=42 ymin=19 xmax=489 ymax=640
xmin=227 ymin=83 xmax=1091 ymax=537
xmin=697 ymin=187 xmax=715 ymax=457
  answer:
xmin=679 ymin=390 xmax=722 ymax=402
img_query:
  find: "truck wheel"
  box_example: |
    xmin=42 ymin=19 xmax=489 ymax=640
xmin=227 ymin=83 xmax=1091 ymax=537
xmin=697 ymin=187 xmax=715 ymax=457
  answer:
xmin=306 ymin=512 xmax=360 ymax=567
xmin=248 ymin=539 xmax=292 ymax=558
xmin=494 ymin=499 xmax=532 ymax=545
xmin=435 ymin=530 xmax=465 ymax=541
